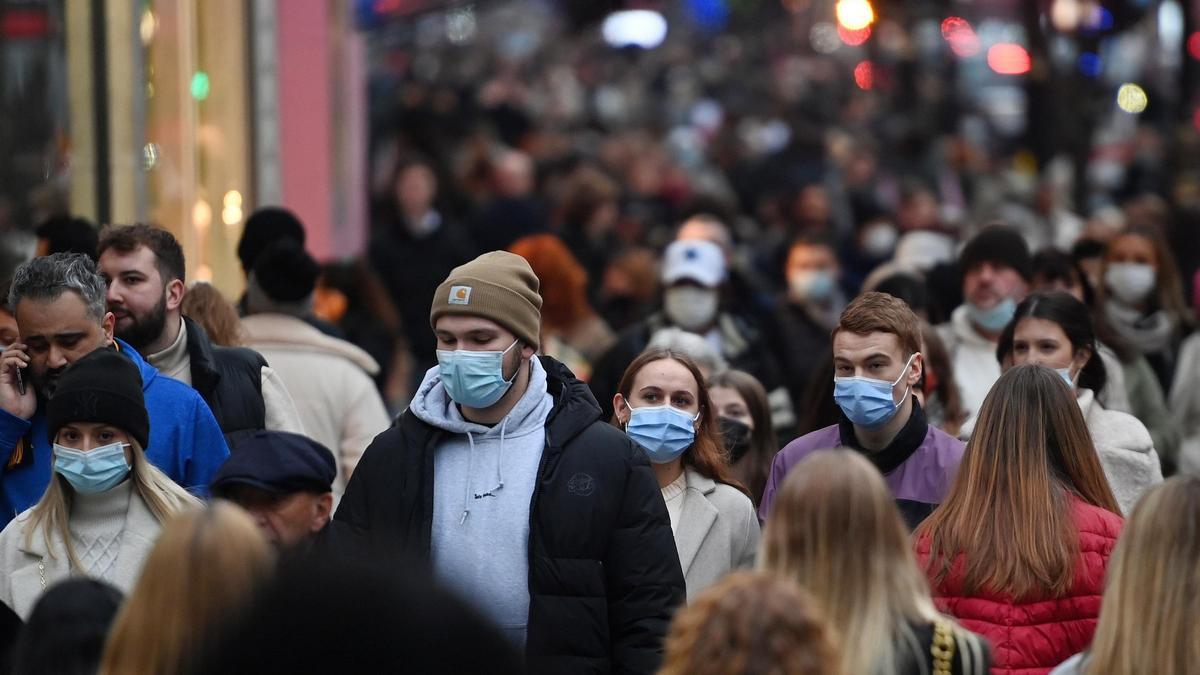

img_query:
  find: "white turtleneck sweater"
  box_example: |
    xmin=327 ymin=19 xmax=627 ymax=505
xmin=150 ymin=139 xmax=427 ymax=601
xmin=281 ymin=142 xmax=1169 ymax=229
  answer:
xmin=661 ymin=471 xmax=687 ymax=535
xmin=145 ymin=317 xmax=306 ymax=436
xmin=69 ymin=478 xmax=134 ymax=581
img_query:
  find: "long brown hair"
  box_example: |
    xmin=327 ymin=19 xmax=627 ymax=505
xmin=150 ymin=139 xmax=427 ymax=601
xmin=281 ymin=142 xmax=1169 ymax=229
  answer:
xmin=761 ymin=449 xmax=941 ymax=675
xmin=181 ymin=281 xmax=244 ymax=347
xmin=1085 ymin=476 xmax=1200 ymax=674
xmin=659 ymin=571 xmax=842 ymax=675
xmin=98 ymin=502 xmax=273 ymax=675
xmin=707 ymin=370 xmax=777 ymax=505
xmin=915 ymin=364 xmax=1120 ymax=600
xmin=614 ymin=348 xmax=745 ymax=494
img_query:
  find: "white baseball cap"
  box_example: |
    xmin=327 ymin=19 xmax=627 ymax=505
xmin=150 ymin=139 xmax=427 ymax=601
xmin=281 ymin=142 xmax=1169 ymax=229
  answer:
xmin=661 ymin=239 xmax=726 ymax=287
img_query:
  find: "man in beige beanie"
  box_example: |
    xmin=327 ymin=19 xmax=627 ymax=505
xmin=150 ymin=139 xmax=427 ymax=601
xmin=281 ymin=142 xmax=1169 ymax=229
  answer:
xmin=333 ymin=251 xmax=684 ymax=674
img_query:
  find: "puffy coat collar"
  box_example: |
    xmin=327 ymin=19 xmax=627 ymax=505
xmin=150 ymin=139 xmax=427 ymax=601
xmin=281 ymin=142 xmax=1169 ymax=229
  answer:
xmin=540 ymin=356 xmax=602 ymax=451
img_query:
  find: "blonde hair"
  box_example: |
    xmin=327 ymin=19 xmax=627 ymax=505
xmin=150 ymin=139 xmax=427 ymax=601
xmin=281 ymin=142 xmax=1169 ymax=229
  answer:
xmin=659 ymin=571 xmax=841 ymax=675
xmin=99 ymin=501 xmax=273 ymax=675
xmin=1085 ymin=476 xmax=1200 ymax=674
xmin=760 ymin=449 xmax=938 ymax=675
xmin=23 ymin=440 xmax=200 ymax=571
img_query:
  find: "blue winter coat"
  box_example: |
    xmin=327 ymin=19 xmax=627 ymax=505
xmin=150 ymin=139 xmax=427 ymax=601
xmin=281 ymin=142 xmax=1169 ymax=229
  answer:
xmin=0 ymin=340 xmax=229 ymax=526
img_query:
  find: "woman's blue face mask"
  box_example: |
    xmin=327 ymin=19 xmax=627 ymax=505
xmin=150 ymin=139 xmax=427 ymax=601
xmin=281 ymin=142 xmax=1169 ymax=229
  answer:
xmin=624 ymin=403 xmax=699 ymax=464
xmin=53 ymin=442 xmax=131 ymax=494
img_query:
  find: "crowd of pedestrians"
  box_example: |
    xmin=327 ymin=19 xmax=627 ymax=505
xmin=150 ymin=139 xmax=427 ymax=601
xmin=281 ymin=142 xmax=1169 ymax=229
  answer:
xmin=1 ymin=5 xmax=1200 ymax=672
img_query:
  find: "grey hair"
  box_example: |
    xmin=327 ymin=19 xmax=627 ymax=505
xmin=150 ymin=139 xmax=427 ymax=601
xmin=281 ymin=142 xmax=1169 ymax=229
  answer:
xmin=647 ymin=327 xmax=728 ymax=376
xmin=8 ymin=252 xmax=108 ymax=320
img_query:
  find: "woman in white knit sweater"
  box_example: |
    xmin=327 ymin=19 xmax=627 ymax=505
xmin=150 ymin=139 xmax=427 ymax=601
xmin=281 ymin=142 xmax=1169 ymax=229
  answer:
xmin=998 ymin=291 xmax=1162 ymax=513
xmin=0 ymin=349 xmax=198 ymax=619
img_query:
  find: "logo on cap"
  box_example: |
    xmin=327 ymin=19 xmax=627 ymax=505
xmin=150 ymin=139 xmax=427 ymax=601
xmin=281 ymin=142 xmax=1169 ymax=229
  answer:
xmin=449 ymin=285 xmax=472 ymax=305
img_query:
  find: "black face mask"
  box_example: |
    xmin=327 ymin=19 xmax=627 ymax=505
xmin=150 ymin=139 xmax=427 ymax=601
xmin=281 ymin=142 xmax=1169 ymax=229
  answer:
xmin=718 ymin=416 xmax=753 ymax=464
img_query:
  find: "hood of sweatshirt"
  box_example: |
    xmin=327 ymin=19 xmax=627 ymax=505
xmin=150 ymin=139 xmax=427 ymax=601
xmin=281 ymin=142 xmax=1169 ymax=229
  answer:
xmin=409 ymin=355 xmax=551 ymax=442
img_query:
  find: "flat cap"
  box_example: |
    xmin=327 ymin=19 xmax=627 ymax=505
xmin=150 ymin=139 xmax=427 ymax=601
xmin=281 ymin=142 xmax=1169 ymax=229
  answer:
xmin=210 ymin=431 xmax=336 ymax=497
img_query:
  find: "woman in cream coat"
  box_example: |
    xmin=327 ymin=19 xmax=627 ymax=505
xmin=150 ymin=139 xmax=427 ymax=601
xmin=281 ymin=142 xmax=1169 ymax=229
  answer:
xmin=0 ymin=349 xmax=198 ymax=618
xmin=1000 ymin=291 xmax=1162 ymax=512
xmin=612 ymin=348 xmax=759 ymax=602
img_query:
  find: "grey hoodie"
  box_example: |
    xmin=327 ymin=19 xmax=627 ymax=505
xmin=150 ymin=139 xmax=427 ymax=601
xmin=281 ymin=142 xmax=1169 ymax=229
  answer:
xmin=408 ymin=357 xmax=553 ymax=645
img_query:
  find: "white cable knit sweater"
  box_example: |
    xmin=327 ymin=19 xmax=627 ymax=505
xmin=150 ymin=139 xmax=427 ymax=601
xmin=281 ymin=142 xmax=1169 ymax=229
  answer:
xmin=69 ymin=479 xmax=133 ymax=581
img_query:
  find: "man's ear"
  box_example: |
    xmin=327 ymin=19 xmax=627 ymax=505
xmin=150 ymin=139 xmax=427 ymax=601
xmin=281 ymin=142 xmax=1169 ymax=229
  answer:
xmin=312 ymin=492 xmax=334 ymax=532
xmin=102 ymin=311 xmax=116 ymax=346
xmin=908 ymin=353 xmax=924 ymax=388
xmin=521 ymin=342 xmax=537 ymax=359
xmin=165 ymin=278 xmax=186 ymax=313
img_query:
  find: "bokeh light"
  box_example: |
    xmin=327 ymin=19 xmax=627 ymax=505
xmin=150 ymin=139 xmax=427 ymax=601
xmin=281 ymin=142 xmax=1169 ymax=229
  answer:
xmin=941 ymin=17 xmax=980 ymax=57
xmin=1116 ymin=83 xmax=1148 ymax=113
xmin=837 ymin=23 xmax=871 ymax=46
xmin=835 ymin=0 xmax=875 ymax=31
xmin=987 ymin=43 xmax=1031 ymax=75
xmin=854 ymin=61 xmax=874 ymax=90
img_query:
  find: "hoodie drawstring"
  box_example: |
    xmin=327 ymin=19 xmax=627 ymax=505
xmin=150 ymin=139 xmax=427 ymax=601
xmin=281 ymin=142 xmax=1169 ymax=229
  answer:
xmin=459 ymin=418 xmax=508 ymax=526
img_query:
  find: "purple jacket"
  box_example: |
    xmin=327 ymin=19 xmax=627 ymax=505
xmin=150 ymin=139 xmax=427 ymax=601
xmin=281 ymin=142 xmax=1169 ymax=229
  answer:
xmin=758 ymin=423 xmax=965 ymax=527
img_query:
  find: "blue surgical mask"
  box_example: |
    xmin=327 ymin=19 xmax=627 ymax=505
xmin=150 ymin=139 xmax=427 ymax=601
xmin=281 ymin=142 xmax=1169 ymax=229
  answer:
xmin=1055 ymin=366 xmax=1076 ymax=388
xmin=789 ymin=269 xmax=837 ymax=302
xmin=833 ymin=354 xmax=917 ymax=428
xmin=625 ymin=404 xmax=699 ymax=464
xmin=53 ymin=442 xmax=131 ymax=494
xmin=436 ymin=340 xmax=520 ymax=409
xmin=967 ymin=297 xmax=1017 ymax=333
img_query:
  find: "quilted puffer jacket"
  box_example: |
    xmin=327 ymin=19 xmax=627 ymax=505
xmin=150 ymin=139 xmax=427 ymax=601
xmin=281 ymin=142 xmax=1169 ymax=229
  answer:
xmin=914 ymin=496 xmax=1123 ymax=675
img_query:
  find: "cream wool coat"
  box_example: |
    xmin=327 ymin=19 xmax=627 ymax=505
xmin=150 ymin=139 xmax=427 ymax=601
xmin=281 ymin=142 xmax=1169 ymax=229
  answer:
xmin=241 ymin=313 xmax=391 ymax=495
xmin=0 ymin=490 xmax=161 ymax=619
xmin=674 ymin=467 xmax=760 ymax=603
xmin=1078 ymin=388 xmax=1163 ymax=514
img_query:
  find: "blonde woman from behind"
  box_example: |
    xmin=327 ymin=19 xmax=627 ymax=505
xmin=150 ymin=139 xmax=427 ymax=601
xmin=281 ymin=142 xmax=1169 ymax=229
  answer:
xmin=98 ymin=501 xmax=273 ymax=675
xmin=659 ymin=571 xmax=841 ymax=675
xmin=762 ymin=449 xmax=988 ymax=675
xmin=1051 ymin=476 xmax=1200 ymax=675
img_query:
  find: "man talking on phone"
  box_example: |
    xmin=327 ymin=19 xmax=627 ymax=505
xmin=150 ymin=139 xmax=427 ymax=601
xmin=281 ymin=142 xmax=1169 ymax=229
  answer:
xmin=0 ymin=254 xmax=229 ymax=526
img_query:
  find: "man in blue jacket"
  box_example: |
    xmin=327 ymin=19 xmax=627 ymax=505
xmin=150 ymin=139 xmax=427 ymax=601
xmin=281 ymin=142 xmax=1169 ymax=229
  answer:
xmin=0 ymin=253 xmax=229 ymax=526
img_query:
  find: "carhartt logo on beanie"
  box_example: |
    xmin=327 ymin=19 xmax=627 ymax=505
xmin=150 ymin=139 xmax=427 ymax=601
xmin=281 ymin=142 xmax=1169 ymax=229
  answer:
xmin=47 ymin=348 xmax=150 ymax=449
xmin=430 ymin=252 xmax=542 ymax=350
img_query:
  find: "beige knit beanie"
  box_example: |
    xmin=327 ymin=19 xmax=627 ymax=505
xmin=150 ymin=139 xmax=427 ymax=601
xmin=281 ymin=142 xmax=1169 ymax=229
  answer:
xmin=430 ymin=251 xmax=543 ymax=350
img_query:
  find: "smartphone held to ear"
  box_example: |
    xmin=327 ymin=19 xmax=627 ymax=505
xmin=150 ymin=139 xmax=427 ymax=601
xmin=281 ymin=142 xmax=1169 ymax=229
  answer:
xmin=14 ymin=364 xmax=24 ymax=396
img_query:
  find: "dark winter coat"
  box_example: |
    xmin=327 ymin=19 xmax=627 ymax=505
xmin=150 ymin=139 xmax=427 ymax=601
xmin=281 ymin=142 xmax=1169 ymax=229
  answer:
xmin=331 ymin=356 xmax=685 ymax=674
xmin=183 ymin=316 xmax=267 ymax=448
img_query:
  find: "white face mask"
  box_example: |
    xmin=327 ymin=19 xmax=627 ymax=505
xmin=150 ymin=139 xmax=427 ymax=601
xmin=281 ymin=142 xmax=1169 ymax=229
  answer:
xmin=664 ymin=286 xmax=719 ymax=331
xmin=1105 ymin=263 xmax=1156 ymax=305
xmin=862 ymin=222 xmax=899 ymax=258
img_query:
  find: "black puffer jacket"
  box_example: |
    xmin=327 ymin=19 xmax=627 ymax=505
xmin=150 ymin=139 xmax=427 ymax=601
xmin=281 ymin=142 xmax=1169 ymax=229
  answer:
xmin=331 ymin=356 xmax=685 ymax=674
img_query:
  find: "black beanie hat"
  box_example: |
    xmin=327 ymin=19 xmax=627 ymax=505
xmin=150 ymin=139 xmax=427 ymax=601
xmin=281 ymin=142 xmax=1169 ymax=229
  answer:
xmin=959 ymin=226 xmax=1032 ymax=281
xmin=238 ymin=207 xmax=305 ymax=273
xmin=252 ymin=240 xmax=320 ymax=303
xmin=47 ymin=348 xmax=149 ymax=448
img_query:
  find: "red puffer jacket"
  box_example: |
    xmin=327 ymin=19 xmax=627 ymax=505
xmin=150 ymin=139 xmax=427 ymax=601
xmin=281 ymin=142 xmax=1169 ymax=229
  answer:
xmin=914 ymin=497 xmax=1122 ymax=675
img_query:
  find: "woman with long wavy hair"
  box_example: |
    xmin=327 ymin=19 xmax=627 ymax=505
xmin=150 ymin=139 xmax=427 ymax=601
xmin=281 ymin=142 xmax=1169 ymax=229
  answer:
xmin=1050 ymin=476 xmax=1200 ymax=674
xmin=915 ymin=364 xmax=1123 ymax=675
xmin=0 ymin=349 xmax=199 ymax=619
xmin=762 ymin=449 xmax=988 ymax=675
xmin=99 ymin=501 xmax=273 ymax=675
xmin=613 ymin=348 xmax=759 ymax=601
